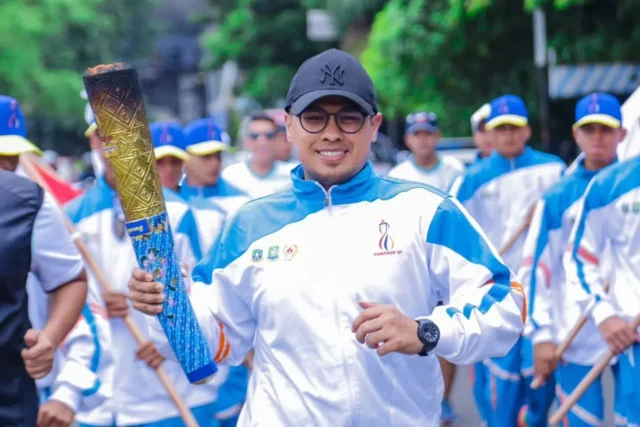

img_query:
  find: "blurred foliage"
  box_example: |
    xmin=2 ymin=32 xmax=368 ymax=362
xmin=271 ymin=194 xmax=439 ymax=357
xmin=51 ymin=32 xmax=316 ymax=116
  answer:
xmin=362 ymin=0 xmax=640 ymax=136
xmin=202 ymin=0 xmax=340 ymax=108
xmin=0 ymin=0 xmax=160 ymax=131
xmin=202 ymin=0 xmax=387 ymax=107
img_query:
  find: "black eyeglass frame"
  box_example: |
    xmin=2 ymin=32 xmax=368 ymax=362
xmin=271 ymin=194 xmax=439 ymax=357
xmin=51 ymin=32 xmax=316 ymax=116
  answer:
xmin=295 ymin=108 xmax=374 ymax=134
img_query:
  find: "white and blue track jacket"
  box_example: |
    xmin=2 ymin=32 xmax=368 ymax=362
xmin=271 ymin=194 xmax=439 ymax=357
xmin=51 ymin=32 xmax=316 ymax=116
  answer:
xmin=148 ymin=162 xmax=525 ymax=427
xmin=518 ymin=161 xmax=613 ymax=365
xmin=451 ymin=147 xmax=566 ymax=272
xmin=387 ymin=154 xmax=464 ymax=193
xmin=180 ymin=177 xmax=250 ymax=216
xmin=27 ymin=272 xmax=113 ymax=418
xmin=64 ymin=177 xmax=217 ymax=425
xmin=566 ymin=156 xmax=640 ymax=332
xmin=163 ymin=187 xmax=203 ymax=262
xmin=183 ymin=196 xmax=227 ymax=258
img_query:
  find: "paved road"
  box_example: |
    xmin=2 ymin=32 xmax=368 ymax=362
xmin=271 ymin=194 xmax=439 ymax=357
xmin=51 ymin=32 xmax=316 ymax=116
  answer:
xmin=448 ymin=364 xmax=615 ymax=426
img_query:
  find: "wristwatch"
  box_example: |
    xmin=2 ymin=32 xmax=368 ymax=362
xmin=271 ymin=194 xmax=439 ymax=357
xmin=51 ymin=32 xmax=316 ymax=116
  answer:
xmin=416 ymin=319 xmax=440 ymax=356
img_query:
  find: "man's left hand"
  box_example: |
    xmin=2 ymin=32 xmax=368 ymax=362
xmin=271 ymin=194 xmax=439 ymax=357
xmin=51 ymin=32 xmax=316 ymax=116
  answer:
xmin=352 ymin=302 xmax=424 ymax=356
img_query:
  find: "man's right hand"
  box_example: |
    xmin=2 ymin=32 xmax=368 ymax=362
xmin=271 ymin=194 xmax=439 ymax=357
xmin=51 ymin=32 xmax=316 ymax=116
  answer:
xmin=128 ymin=268 xmax=165 ymax=315
xmin=598 ymin=316 xmax=638 ymax=354
xmin=533 ymin=342 xmax=558 ymax=384
xmin=103 ymin=290 xmax=130 ymax=318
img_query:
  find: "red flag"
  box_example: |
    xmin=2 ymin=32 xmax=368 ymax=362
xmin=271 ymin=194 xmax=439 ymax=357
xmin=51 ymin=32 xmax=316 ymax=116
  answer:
xmin=25 ymin=155 xmax=84 ymax=205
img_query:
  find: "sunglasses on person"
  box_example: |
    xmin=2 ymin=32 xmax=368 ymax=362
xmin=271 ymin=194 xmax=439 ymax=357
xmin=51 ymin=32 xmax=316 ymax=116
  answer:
xmin=248 ymin=131 xmax=276 ymax=140
xmin=296 ymin=108 xmax=372 ymax=134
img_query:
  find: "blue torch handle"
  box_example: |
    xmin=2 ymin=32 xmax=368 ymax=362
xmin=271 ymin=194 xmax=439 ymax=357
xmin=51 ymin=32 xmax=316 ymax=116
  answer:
xmin=127 ymin=212 xmax=217 ymax=384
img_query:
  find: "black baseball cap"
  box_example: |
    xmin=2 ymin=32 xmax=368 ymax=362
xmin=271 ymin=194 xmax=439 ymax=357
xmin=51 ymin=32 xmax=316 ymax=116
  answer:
xmin=285 ymin=49 xmax=378 ymax=115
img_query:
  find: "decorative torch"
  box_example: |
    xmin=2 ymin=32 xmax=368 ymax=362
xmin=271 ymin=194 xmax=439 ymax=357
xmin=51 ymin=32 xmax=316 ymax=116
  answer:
xmin=83 ymin=63 xmax=217 ymax=384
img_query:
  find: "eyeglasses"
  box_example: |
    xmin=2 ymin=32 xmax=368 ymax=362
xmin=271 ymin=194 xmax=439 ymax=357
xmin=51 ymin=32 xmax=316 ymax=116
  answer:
xmin=248 ymin=131 xmax=276 ymax=140
xmin=298 ymin=108 xmax=370 ymax=134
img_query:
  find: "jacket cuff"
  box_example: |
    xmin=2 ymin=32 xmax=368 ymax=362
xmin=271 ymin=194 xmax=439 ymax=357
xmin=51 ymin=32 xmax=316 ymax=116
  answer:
xmin=591 ymin=300 xmax=617 ymax=326
xmin=50 ymin=384 xmax=81 ymax=414
xmin=416 ymin=315 xmax=456 ymax=357
xmin=530 ymin=326 xmax=554 ymax=345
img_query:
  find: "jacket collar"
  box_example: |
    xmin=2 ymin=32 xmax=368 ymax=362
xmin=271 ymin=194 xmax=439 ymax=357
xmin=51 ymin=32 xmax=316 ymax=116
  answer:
xmin=487 ymin=145 xmax=536 ymax=169
xmin=290 ymin=161 xmax=377 ymax=206
xmin=574 ymin=157 xmax=618 ymax=180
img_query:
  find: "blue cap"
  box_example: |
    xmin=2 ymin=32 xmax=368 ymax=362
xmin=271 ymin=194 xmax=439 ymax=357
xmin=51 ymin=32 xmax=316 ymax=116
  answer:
xmin=0 ymin=95 xmax=42 ymax=156
xmin=184 ymin=118 xmax=229 ymax=156
xmin=405 ymin=111 xmax=438 ymax=133
xmin=149 ymin=122 xmax=188 ymax=161
xmin=573 ymin=92 xmax=622 ymax=130
xmin=485 ymin=95 xmax=529 ymax=130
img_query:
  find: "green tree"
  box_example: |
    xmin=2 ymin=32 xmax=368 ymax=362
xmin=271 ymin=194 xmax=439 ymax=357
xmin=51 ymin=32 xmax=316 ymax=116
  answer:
xmin=0 ymin=0 xmax=159 ymax=130
xmin=201 ymin=0 xmax=388 ymax=107
xmin=202 ymin=0 xmax=340 ymax=108
xmin=362 ymin=0 xmax=640 ymax=137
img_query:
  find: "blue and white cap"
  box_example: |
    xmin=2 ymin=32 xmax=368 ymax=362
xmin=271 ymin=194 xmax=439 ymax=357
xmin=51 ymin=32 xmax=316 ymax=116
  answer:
xmin=573 ymin=92 xmax=622 ymax=130
xmin=0 ymin=95 xmax=42 ymax=156
xmin=485 ymin=95 xmax=528 ymax=130
xmin=184 ymin=119 xmax=229 ymax=156
xmin=150 ymin=122 xmax=188 ymax=160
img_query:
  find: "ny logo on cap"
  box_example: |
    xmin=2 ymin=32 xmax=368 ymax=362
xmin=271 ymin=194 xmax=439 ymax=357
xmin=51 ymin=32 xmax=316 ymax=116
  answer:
xmin=588 ymin=94 xmax=600 ymax=113
xmin=8 ymin=99 xmax=19 ymax=129
xmin=320 ymin=64 xmax=344 ymax=86
xmin=499 ymin=98 xmax=510 ymax=114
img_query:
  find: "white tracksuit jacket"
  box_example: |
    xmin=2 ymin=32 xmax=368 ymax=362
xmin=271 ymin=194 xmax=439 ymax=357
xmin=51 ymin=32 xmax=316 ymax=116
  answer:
xmin=450 ymin=146 xmax=566 ymax=273
xmin=566 ymin=156 xmax=640 ymax=332
xmin=147 ymin=162 xmax=525 ymax=427
xmin=518 ymin=161 xmax=612 ymax=366
xmin=386 ymin=155 xmax=464 ymax=193
xmin=184 ymin=196 xmax=227 ymax=257
xmin=221 ymin=161 xmax=293 ymax=199
xmin=27 ymin=273 xmax=113 ymax=418
xmin=179 ymin=178 xmax=250 ymax=217
xmin=64 ymin=177 xmax=219 ymax=425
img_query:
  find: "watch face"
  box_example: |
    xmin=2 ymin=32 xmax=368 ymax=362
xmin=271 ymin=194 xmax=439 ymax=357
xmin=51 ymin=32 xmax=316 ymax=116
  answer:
xmin=420 ymin=322 xmax=440 ymax=343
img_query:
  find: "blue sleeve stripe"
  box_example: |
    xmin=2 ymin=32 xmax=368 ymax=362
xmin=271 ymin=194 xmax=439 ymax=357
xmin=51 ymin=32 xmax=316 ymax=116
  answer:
xmin=177 ymin=208 xmax=203 ymax=260
xmin=427 ymin=197 xmax=515 ymax=319
xmin=445 ymin=283 xmax=514 ymax=320
xmin=477 ymin=282 xmax=512 ymax=315
xmin=527 ymin=206 xmax=549 ymax=329
xmin=426 ymin=197 xmax=512 ymax=284
xmin=81 ymin=304 xmax=101 ymax=397
xmin=571 ymin=204 xmax=595 ymax=296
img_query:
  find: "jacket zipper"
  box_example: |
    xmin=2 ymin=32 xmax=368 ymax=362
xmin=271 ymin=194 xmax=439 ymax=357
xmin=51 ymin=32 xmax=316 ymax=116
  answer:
xmin=313 ymin=181 xmax=358 ymax=424
xmin=314 ymin=182 xmax=334 ymax=208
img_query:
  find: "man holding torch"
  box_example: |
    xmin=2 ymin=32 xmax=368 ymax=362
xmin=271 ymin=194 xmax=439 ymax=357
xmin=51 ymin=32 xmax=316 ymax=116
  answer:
xmin=128 ymin=49 xmax=525 ymax=426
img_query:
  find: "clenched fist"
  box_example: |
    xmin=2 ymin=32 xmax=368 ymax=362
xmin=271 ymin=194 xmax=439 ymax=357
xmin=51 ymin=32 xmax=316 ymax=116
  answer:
xmin=21 ymin=329 xmax=55 ymax=379
xmin=352 ymin=302 xmax=424 ymax=357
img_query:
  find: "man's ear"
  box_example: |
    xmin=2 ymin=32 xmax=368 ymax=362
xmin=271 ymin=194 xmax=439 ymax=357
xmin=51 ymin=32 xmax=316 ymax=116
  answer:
xmin=284 ymin=113 xmax=294 ymax=143
xmin=618 ymin=126 xmax=628 ymax=143
xmin=370 ymin=113 xmax=383 ymax=143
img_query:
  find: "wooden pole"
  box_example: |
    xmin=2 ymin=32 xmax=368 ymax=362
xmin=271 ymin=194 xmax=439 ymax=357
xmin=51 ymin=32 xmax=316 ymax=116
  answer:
xmin=20 ymin=154 xmax=198 ymax=427
xmin=530 ymin=283 xmax=610 ymax=389
xmin=549 ymin=311 xmax=640 ymax=425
